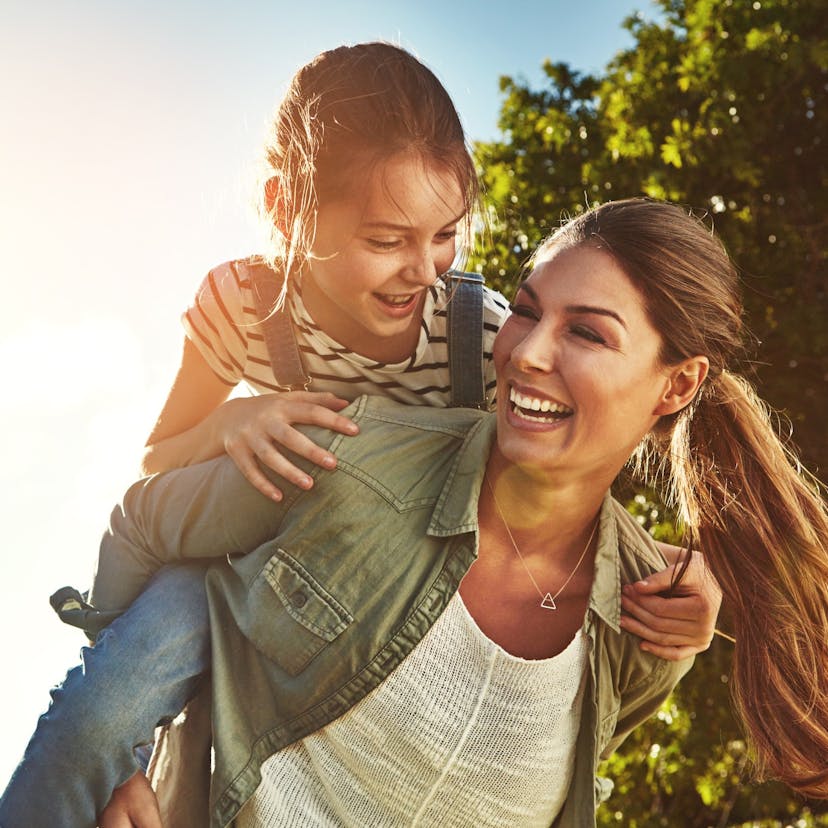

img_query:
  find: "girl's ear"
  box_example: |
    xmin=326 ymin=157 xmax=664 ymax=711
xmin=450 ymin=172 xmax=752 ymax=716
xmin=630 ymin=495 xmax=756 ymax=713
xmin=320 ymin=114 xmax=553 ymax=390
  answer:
xmin=654 ymin=356 xmax=710 ymax=416
xmin=264 ymin=177 xmax=289 ymax=239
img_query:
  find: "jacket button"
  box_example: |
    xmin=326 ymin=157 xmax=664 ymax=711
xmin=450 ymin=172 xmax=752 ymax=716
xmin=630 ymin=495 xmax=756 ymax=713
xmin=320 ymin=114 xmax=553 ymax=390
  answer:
xmin=290 ymin=589 xmax=308 ymax=608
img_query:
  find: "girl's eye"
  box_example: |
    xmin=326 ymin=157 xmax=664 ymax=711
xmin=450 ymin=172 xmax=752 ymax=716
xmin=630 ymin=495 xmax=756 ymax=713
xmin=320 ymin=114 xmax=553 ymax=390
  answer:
xmin=507 ymin=302 xmax=539 ymax=321
xmin=570 ymin=324 xmax=606 ymax=345
xmin=435 ymin=229 xmax=457 ymax=243
xmin=366 ymin=238 xmax=400 ymax=251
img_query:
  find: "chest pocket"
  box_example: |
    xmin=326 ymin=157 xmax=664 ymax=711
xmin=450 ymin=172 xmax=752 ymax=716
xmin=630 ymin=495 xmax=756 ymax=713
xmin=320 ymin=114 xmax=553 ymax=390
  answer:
xmin=243 ymin=547 xmax=353 ymax=676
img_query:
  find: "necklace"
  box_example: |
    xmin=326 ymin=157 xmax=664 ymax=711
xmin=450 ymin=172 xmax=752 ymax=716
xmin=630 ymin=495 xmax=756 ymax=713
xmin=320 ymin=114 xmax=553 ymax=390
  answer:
xmin=485 ymin=477 xmax=598 ymax=610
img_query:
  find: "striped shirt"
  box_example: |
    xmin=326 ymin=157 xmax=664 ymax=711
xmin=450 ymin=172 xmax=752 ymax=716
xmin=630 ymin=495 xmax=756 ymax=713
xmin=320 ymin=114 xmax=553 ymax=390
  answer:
xmin=181 ymin=259 xmax=509 ymax=407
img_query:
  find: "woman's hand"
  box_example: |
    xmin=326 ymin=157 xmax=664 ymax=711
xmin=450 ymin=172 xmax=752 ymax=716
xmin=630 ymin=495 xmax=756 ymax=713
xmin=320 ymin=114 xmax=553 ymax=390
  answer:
xmin=619 ymin=548 xmax=722 ymax=661
xmin=98 ymin=772 xmax=161 ymax=828
xmin=218 ymin=391 xmax=359 ymax=501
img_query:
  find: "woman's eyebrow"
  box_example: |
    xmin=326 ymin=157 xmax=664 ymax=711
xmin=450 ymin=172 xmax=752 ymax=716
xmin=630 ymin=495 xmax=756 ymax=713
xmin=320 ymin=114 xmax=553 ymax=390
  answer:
xmin=515 ymin=282 xmax=538 ymax=301
xmin=565 ymin=304 xmax=627 ymax=329
xmin=517 ymin=282 xmax=627 ymax=329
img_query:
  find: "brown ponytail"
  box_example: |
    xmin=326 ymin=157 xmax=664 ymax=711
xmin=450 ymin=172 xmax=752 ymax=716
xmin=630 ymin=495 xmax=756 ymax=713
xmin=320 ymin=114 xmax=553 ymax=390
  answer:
xmin=540 ymin=198 xmax=828 ymax=797
xmin=671 ymin=371 xmax=828 ymax=795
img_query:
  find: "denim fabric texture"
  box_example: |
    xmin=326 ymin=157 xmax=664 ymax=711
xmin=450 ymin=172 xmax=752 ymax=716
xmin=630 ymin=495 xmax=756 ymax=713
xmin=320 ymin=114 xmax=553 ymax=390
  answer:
xmin=0 ymin=564 xmax=210 ymax=828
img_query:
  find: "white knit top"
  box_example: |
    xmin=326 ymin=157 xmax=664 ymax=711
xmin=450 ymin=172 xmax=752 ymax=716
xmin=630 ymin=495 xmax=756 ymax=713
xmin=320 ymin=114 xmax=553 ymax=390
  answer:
xmin=236 ymin=593 xmax=588 ymax=827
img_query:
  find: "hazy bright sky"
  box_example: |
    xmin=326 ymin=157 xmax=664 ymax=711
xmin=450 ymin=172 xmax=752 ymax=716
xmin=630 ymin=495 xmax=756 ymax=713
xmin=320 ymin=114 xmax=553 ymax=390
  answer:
xmin=1 ymin=0 xmax=655 ymax=786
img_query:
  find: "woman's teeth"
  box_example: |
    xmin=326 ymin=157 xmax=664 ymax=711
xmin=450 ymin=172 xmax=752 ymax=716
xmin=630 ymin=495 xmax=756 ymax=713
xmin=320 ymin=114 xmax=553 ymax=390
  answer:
xmin=510 ymin=388 xmax=573 ymax=421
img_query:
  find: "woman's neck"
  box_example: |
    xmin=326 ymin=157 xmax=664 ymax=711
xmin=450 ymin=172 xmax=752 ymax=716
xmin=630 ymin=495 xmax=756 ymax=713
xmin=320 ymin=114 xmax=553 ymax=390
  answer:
xmin=482 ymin=447 xmax=608 ymax=549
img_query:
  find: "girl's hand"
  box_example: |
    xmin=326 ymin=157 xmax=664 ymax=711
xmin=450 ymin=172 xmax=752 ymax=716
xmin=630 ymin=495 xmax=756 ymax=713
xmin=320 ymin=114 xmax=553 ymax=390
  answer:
xmin=98 ymin=772 xmax=161 ymax=828
xmin=619 ymin=549 xmax=722 ymax=662
xmin=219 ymin=391 xmax=359 ymax=501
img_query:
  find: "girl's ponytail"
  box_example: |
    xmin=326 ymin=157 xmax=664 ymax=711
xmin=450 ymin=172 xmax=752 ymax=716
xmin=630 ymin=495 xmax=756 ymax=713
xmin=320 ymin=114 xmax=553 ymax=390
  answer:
xmin=675 ymin=371 xmax=828 ymax=796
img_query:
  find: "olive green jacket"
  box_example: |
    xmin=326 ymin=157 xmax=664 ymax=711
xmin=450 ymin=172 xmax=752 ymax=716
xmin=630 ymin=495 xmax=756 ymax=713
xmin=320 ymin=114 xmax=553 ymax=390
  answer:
xmin=101 ymin=396 xmax=692 ymax=827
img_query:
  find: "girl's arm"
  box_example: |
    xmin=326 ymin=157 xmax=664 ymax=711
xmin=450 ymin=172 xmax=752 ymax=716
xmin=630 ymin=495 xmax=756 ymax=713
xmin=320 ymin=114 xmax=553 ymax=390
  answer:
xmin=88 ymin=437 xmax=312 ymax=612
xmin=620 ymin=546 xmax=722 ymax=661
xmin=142 ymin=338 xmax=357 ymax=500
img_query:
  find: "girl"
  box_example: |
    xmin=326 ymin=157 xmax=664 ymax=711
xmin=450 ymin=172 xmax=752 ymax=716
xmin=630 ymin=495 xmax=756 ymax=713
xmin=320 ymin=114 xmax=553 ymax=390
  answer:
xmin=140 ymin=41 xmax=504 ymax=504
xmin=37 ymin=199 xmax=828 ymax=826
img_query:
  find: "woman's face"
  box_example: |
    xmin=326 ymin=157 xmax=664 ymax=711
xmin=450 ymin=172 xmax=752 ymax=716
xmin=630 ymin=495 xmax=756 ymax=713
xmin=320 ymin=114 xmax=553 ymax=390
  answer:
xmin=493 ymin=244 xmax=677 ymax=485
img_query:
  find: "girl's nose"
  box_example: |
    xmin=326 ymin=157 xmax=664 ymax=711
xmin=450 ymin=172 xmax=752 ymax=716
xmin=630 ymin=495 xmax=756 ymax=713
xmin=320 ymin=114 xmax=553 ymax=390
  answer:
xmin=403 ymin=248 xmax=439 ymax=287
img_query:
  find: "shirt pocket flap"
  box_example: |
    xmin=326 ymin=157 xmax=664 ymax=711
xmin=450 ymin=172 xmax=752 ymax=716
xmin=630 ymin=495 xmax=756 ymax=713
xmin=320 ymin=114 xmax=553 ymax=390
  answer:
xmin=243 ymin=548 xmax=353 ymax=676
xmin=263 ymin=549 xmax=352 ymax=641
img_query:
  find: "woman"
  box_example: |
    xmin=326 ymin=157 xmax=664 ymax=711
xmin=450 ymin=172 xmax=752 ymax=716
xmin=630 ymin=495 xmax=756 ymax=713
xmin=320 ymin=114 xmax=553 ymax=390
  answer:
xmin=14 ymin=199 xmax=828 ymax=826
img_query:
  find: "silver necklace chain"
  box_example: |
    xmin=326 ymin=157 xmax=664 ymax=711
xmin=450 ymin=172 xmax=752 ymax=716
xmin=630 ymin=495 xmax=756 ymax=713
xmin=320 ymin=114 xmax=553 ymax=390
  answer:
xmin=485 ymin=476 xmax=598 ymax=610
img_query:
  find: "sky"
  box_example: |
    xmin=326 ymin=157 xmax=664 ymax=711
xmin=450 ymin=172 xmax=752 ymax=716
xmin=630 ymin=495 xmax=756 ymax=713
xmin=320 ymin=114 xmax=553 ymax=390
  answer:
xmin=0 ymin=0 xmax=655 ymax=787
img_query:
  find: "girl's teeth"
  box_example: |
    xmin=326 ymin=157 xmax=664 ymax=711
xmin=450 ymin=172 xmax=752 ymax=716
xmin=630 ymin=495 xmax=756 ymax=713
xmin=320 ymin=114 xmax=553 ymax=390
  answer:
xmin=378 ymin=294 xmax=413 ymax=306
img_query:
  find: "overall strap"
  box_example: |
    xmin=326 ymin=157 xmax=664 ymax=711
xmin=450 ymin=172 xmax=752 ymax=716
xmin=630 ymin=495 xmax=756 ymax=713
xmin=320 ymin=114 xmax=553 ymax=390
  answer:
xmin=445 ymin=270 xmax=487 ymax=409
xmin=244 ymin=259 xmax=311 ymax=391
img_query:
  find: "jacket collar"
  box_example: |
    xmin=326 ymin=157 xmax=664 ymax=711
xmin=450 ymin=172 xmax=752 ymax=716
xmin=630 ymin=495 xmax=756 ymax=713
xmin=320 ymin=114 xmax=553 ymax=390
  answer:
xmin=427 ymin=412 xmax=621 ymax=632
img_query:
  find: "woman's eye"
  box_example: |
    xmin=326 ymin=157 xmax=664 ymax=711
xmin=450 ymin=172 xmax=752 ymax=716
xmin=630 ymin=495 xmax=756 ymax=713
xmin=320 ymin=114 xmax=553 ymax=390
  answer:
xmin=570 ymin=325 xmax=606 ymax=345
xmin=508 ymin=302 xmax=539 ymax=320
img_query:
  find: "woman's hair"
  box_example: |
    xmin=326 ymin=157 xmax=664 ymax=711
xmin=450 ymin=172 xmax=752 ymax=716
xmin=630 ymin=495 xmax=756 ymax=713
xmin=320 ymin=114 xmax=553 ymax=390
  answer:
xmin=534 ymin=198 xmax=828 ymax=797
xmin=259 ymin=41 xmax=479 ymax=287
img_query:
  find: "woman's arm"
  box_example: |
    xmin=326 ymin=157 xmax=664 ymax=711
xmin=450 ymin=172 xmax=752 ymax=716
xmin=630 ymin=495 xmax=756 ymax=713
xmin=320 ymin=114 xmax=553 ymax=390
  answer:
xmin=142 ymin=338 xmax=357 ymax=500
xmin=98 ymin=773 xmax=161 ymax=828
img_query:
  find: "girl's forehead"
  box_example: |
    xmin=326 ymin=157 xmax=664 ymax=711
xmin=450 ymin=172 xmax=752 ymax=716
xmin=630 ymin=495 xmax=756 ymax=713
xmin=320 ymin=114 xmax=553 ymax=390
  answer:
xmin=358 ymin=154 xmax=467 ymax=220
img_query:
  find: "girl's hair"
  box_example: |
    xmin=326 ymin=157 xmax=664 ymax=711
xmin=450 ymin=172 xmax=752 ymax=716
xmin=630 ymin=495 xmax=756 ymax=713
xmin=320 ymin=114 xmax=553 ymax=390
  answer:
xmin=535 ymin=198 xmax=828 ymax=797
xmin=259 ymin=42 xmax=479 ymax=286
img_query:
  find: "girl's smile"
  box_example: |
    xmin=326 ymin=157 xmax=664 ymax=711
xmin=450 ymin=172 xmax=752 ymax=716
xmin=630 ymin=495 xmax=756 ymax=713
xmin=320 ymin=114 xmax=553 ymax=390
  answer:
xmin=300 ymin=152 xmax=466 ymax=363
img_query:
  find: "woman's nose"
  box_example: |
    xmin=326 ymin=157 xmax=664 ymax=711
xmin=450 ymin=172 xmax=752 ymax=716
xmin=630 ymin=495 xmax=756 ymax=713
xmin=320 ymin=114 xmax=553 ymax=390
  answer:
xmin=510 ymin=325 xmax=557 ymax=374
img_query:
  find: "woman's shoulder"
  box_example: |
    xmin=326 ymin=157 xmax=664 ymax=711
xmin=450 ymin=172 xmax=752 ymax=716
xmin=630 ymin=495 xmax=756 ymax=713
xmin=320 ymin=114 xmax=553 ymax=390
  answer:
xmin=607 ymin=496 xmax=668 ymax=580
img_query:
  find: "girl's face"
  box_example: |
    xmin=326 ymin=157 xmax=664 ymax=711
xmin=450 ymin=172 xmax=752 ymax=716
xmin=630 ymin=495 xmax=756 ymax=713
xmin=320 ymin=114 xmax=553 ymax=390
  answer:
xmin=301 ymin=152 xmax=467 ymax=362
xmin=493 ymin=244 xmax=679 ymax=486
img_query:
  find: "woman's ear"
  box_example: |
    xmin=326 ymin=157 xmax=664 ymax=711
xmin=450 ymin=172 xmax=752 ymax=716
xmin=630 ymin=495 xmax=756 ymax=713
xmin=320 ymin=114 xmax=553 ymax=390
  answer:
xmin=654 ymin=356 xmax=710 ymax=416
xmin=264 ymin=177 xmax=289 ymax=239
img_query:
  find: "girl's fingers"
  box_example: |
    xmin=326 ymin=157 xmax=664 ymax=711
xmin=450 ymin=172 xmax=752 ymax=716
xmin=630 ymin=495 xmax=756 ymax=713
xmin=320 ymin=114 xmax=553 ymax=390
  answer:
xmin=639 ymin=641 xmax=701 ymax=662
xmin=225 ymin=443 xmax=286 ymax=501
xmin=622 ymin=587 xmax=707 ymax=622
xmin=619 ymin=614 xmax=711 ymax=655
xmin=620 ymin=596 xmax=702 ymax=639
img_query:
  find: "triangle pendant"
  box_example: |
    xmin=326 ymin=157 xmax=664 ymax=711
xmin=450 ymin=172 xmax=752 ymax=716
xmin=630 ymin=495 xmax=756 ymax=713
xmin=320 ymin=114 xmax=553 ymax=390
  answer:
xmin=540 ymin=593 xmax=557 ymax=610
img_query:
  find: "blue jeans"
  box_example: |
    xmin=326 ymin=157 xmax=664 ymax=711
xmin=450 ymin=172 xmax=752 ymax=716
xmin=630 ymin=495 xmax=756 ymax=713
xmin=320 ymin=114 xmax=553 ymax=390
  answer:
xmin=0 ymin=564 xmax=210 ymax=828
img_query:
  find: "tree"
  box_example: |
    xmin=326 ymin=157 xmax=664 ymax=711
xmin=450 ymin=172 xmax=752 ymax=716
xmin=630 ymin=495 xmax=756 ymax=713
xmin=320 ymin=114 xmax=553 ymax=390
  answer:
xmin=471 ymin=0 xmax=828 ymax=823
xmin=474 ymin=0 xmax=828 ymax=475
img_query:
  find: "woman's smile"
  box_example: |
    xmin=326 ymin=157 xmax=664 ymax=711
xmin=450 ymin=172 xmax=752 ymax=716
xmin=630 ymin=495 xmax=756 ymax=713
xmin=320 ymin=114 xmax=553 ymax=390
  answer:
xmin=508 ymin=386 xmax=574 ymax=423
xmin=493 ymin=244 xmax=675 ymax=481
